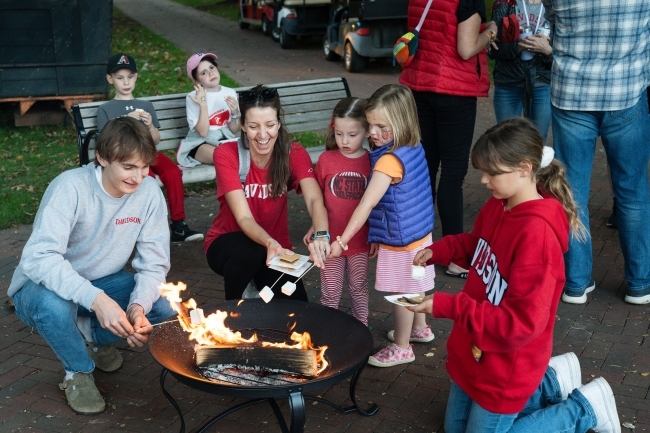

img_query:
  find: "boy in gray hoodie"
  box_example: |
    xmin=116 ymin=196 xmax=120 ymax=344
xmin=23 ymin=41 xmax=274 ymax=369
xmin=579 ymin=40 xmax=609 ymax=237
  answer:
xmin=9 ymin=117 xmax=175 ymax=415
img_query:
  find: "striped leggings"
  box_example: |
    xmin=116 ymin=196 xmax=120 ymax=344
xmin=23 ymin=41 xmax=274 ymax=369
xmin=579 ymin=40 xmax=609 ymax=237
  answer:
xmin=320 ymin=252 xmax=369 ymax=326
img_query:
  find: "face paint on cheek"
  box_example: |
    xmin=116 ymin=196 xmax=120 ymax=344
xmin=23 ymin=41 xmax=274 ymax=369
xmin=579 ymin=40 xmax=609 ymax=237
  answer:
xmin=381 ymin=128 xmax=390 ymax=140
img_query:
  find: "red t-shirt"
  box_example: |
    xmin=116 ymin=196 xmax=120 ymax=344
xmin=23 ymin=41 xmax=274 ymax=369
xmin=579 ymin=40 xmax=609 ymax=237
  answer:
xmin=315 ymin=150 xmax=371 ymax=255
xmin=203 ymin=141 xmax=316 ymax=254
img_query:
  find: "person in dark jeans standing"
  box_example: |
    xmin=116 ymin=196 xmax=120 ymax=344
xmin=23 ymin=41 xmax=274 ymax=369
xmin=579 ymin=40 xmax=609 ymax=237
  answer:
xmin=400 ymin=0 xmax=496 ymax=278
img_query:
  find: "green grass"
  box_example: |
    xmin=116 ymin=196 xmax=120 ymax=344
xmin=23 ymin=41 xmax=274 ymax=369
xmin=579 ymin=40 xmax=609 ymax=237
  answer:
xmin=292 ymin=131 xmax=326 ymax=148
xmin=0 ymin=9 xmax=238 ymax=229
xmin=170 ymin=0 xmax=239 ymax=22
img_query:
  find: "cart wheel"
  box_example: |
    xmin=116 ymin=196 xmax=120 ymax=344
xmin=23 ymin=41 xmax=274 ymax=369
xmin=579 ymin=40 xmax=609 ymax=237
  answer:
xmin=344 ymin=42 xmax=365 ymax=72
xmin=262 ymin=16 xmax=272 ymax=36
xmin=238 ymin=13 xmax=250 ymax=30
xmin=280 ymin=26 xmax=296 ymax=49
xmin=323 ymin=36 xmax=340 ymax=61
xmin=271 ymin=24 xmax=281 ymax=42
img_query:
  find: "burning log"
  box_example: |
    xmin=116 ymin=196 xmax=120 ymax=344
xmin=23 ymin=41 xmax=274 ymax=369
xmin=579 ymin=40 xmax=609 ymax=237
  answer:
xmin=196 ymin=345 xmax=318 ymax=377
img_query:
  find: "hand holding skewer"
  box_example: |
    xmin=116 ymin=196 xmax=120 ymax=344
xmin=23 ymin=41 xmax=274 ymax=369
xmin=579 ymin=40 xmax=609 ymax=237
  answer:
xmin=134 ymin=318 xmax=179 ymax=333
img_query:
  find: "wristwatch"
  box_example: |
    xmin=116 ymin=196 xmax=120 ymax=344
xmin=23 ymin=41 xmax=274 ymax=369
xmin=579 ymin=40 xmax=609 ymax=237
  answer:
xmin=313 ymin=231 xmax=330 ymax=242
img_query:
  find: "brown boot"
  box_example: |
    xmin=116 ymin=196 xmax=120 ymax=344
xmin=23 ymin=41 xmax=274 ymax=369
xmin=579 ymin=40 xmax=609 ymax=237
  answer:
xmin=59 ymin=372 xmax=105 ymax=415
xmin=86 ymin=342 xmax=123 ymax=372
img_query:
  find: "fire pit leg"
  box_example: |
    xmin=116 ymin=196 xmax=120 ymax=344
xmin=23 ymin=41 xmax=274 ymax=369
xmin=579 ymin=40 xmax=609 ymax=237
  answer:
xmin=302 ymin=361 xmax=378 ymax=416
xmin=160 ymin=368 xmax=186 ymax=433
xmin=288 ymin=390 xmax=306 ymax=433
xmin=347 ymin=361 xmax=379 ymax=416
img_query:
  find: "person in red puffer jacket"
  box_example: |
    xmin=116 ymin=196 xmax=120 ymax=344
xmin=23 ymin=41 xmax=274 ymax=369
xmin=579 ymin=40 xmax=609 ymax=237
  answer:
xmin=410 ymin=118 xmax=621 ymax=433
xmin=400 ymin=0 xmax=497 ymax=279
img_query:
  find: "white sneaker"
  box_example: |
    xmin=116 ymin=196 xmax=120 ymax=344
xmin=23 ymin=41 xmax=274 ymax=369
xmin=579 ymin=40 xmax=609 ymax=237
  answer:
xmin=549 ymin=352 xmax=581 ymax=400
xmin=577 ymin=378 xmax=621 ymax=433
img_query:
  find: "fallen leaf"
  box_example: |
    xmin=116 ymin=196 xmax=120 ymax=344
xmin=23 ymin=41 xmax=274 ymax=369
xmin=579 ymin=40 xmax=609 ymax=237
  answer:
xmin=641 ymin=372 xmax=649 ymax=377
xmin=424 ymin=353 xmax=434 ymax=357
xmin=622 ymin=422 xmax=635 ymax=429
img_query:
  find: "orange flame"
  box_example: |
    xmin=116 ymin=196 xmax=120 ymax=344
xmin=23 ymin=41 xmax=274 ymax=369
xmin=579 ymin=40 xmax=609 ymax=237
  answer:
xmin=262 ymin=332 xmax=329 ymax=374
xmin=159 ymin=282 xmax=328 ymax=375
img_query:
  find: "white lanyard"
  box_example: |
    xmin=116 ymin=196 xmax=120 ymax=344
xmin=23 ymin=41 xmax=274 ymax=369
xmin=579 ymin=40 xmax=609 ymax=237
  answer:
xmin=521 ymin=1 xmax=545 ymax=33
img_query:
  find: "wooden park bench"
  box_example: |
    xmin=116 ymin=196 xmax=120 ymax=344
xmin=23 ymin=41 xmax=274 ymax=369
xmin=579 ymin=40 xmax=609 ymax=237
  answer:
xmin=71 ymin=77 xmax=352 ymax=185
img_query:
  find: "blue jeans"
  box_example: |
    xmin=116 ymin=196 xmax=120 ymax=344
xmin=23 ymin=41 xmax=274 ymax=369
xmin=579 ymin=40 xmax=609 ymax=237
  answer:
xmin=12 ymin=270 xmax=175 ymax=373
xmin=493 ymin=85 xmax=552 ymax=142
xmin=552 ymin=93 xmax=650 ymax=295
xmin=444 ymin=367 xmax=596 ymax=433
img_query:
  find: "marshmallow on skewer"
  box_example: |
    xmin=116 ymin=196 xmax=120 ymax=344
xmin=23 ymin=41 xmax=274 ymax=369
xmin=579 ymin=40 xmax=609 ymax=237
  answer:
xmin=190 ymin=308 xmax=205 ymax=325
xmin=411 ymin=265 xmax=425 ymax=281
xmin=259 ymin=286 xmax=275 ymax=303
xmin=281 ymin=281 xmax=297 ymax=296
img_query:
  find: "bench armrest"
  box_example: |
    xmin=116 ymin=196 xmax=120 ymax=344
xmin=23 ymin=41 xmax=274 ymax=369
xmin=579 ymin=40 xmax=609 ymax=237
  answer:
xmin=80 ymin=129 xmax=99 ymax=166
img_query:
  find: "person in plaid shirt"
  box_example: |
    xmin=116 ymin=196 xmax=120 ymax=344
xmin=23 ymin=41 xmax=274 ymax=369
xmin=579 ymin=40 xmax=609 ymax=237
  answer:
xmin=546 ymin=0 xmax=650 ymax=305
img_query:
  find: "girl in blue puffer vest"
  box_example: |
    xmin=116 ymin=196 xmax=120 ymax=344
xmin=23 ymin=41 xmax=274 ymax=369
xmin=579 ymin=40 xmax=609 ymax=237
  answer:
xmin=328 ymin=84 xmax=436 ymax=367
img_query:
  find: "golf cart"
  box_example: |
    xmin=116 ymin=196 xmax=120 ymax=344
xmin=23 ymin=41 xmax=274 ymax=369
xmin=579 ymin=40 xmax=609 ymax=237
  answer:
xmin=323 ymin=0 xmax=408 ymax=72
xmin=270 ymin=0 xmax=331 ymax=49
xmin=238 ymin=0 xmax=275 ymax=36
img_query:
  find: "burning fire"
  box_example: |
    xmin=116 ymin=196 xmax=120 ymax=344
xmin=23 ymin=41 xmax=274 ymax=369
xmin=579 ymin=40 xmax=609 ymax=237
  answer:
xmin=160 ymin=282 xmax=328 ymax=374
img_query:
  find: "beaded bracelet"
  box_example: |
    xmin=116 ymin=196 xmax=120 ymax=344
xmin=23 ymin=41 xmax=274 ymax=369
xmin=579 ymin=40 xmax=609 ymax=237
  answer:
xmin=486 ymin=28 xmax=496 ymax=46
xmin=336 ymin=236 xmax=348 ymax=251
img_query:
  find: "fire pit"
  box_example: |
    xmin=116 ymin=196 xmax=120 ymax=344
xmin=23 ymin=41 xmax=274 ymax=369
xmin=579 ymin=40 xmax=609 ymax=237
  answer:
xmin=149 ymin=299 xmax=378 ymax=433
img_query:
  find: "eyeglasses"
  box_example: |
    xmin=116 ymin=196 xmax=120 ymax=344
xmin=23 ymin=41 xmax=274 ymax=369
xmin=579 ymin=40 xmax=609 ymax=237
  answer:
xmin=239 ymin=87 xmax=278 ymax=104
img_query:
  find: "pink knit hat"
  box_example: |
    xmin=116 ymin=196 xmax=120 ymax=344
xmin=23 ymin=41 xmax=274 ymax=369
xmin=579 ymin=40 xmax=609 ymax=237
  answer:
xmin=186 ymin=52 xmax=218 ymax=80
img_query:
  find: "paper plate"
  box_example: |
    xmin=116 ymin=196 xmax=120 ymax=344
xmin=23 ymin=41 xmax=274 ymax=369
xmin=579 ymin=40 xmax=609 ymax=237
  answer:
xmin=384 ymin=294 xmax=424 ymax=307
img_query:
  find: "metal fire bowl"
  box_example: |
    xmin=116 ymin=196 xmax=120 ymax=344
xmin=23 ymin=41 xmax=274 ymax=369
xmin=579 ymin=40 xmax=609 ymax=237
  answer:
xmin=149 ymin=299 xmax=374 ymax=399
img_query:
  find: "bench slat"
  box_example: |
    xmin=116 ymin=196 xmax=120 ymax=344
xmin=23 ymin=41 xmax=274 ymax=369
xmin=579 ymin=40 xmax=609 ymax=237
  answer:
xmin=150 ymin=98 xmax=189 ymax=111
xmin=282 ymin=99 xmax=340 ymax=115
xmin=277 ymin=83 xmax=348 ymax=98
xmin=282 ymin=90 xmax=349 ymax=106
xmin=288 ymin=120 xmax=330 ymax=133
xmin=158 ymin=117 xmax=190 ymax=130
xmin=284 ymin=109 xmax=334 ymax=125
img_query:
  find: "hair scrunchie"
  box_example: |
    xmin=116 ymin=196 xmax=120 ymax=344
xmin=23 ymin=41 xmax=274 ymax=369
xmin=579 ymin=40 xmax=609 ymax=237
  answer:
xmin=540 ymin=146 xmax=555 ymax=168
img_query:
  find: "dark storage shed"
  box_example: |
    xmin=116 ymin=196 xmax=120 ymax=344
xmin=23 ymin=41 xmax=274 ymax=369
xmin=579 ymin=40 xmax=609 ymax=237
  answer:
xmin=0 ymin=0 xmax=112 ymax=119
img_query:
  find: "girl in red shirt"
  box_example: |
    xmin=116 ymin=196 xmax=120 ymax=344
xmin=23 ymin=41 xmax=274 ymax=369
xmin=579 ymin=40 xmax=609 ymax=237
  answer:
xmin=303 ymin=98 xmax=374 ymax=325
xmin=411 ymin=118 xmax=620 ymax=433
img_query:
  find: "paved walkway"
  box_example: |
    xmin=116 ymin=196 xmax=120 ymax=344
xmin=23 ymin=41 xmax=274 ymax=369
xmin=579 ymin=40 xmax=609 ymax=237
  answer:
xmin=0 ymin=2 xmax=648 ymax=432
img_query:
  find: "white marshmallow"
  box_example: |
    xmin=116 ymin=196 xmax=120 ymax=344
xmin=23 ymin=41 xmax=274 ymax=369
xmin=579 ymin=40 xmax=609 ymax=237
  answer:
xmin=190 ymin=308 xmax=205 ymax=325
xmin=259 ymin=286 xmax=275 ymax=303
xmin=281 ymin=281 xmax=297 ymax=296
xmin=411 ymin=265 xmax=425 ymax=280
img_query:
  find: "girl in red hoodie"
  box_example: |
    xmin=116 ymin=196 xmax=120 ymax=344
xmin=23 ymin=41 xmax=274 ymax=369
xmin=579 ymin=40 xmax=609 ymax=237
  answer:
xmin=411 ymin=118 xmax=621 ymax=433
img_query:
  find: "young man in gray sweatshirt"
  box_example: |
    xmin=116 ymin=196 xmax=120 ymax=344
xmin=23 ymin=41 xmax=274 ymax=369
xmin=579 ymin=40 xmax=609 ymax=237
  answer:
xmin=8 ymin=117 xmax=176 ymax=415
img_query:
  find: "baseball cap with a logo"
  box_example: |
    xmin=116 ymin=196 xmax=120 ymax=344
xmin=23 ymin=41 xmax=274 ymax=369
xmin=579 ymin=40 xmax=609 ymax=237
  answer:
xmin=107 ymin=53 xmax=137 ymax=74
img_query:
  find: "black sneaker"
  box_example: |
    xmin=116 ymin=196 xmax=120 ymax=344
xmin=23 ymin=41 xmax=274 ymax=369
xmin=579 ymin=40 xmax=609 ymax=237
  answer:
xmin=606 ymin=199 xmax=617 ymax=229
xmin=170 ymin=221 xmax=204 ymax=242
